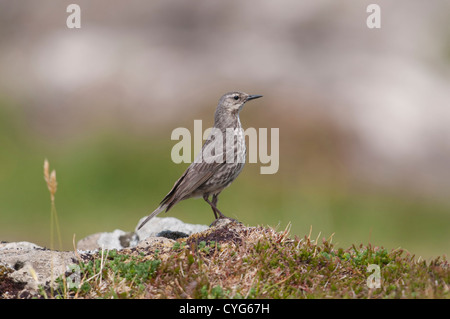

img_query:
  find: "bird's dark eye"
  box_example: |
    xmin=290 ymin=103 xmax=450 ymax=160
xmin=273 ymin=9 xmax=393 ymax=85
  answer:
xmin=233 ymin=95 xmax=239 ymax=100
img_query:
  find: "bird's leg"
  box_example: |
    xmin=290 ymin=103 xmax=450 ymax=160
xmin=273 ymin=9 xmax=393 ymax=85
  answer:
xmin=211 ymin=194 xmax=218 ymax=209
xmin=203 ymin=194 xmax=218 ymax=219
xmin=211 ymin=194 xmax=227 ymax=219
xmin=203 ymin=194 xmax=227 ymax=219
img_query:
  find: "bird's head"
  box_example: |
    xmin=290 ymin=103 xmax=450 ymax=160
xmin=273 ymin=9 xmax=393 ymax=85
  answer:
xmin=217 ymin=91 xmax=263 ymax=115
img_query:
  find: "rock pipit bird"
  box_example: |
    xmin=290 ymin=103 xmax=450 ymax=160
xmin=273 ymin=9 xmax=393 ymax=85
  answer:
xmin=137 ymin=91 xmax=262 ymax=230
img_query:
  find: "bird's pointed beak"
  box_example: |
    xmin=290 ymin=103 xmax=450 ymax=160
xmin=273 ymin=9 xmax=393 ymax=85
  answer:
xmin=246 ymin=94 xmax=263 ymax=101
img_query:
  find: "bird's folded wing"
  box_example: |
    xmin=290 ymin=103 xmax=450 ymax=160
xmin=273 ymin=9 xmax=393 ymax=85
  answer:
xmin=160 ymin=161 xmax=225 ymax=210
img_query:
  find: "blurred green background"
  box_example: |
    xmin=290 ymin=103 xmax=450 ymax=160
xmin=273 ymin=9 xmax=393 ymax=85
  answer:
xmin=1 ymin=1 xmax=450 ymax=259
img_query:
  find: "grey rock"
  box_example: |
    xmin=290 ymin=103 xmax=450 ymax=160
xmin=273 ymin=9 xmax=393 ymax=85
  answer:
xmin=135 ymin=216 xmax=208 ymax=241
xmin=97 ymin=229 xmax=139 ymax=250
xmin=0 ymin=241 xmax=77 ymax=293
xmin=77 ymin=229 xmax=138 ymax=251
xmin=76 ymin=233 xmax=102 ymax=251
xmin=76 ymin=217 xmax=208 ymax=251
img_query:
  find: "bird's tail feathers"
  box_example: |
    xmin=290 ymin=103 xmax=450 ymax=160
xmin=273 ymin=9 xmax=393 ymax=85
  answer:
xmin=137 ymin=204 xmax=167 ymax=230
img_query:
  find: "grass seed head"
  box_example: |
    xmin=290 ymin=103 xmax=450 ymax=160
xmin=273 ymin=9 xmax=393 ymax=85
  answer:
xmin=44 ymin=159 xmax=57 ymax=202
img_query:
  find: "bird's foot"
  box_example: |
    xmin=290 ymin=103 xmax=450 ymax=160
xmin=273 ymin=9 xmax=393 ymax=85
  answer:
xmin=209 ymin=216 xmax=239 ymax=228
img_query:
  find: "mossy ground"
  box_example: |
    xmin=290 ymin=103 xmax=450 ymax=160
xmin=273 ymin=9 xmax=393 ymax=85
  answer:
xmin=49 ymin=220 xmax=449 ymax=299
